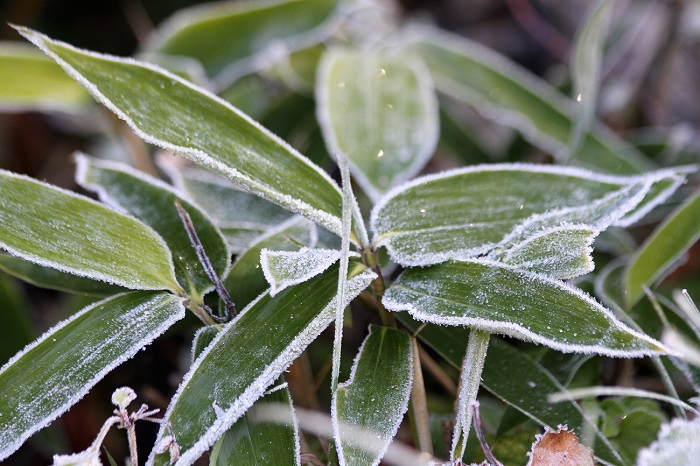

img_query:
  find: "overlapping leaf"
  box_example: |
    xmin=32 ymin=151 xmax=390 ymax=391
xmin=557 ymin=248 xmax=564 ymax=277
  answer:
xmin=383 ymin=259 xmax=666 ymax=356
xmin=17 ymin=27 xmax=345 ymax=236
xmin=401 ymin=26 xmax=651 ymax=173
xmin=0 ymin=291 xmax=186 ymax=461
xmin=0 ymin=42 xmax=89 ymax=112
xmin=625 ymin=189 xmax=700 ymax=306
xmin=143 ymin=0 xmax=339 ymax=87
xmin=333 ymin=326 xmax=413 ymax=466
xmin=261 ymin=247 xmax=342 ymax=296
xmin=76 ymin=154 xmax=229 ymax=302
xmin=150 ymin=262 xmax=375 ymax=465
xmin=371 ymin=164 xmax=686 ymax=266
xmin=0 ymin=170 xmax=181 ymax=292
xmin=316 ymin=48 xmax=439 ymax=200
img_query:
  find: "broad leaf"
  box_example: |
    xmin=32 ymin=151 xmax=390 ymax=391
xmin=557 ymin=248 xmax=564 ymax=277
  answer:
xmin=0 ymin=291 xmax=186 ymax=461
xmin=371 ymin=164 xmax=685 ymax=266
xmin=333 ymin=326 xmax=413 ymax=466
xmin=18 ymin=27 xmax=345 ymax=237
xmin=261 ymin=247 xmax=342 ymax=296
xmin=76 ymin=154 xmax=229 ymax=302
xmin=150 ymin=263 xmax=376 ymax=465
xmin=143 ymin=0 xmax=339 ymax=87
xmin=210 ymin=385 xmax=300 ymax=466
xmin=224 ymin=217 xmax=317 ymax=309
xmin=0 ymin=170 xmax=182 ymax=293
xmin=0 ymin=42 xmax=89 ymax=112
xmin=384 ymin=259 xmax=665 ymax=356
xmin=625 ymin=188 xmax=700 ymax=306
xmin=0 ymin=254 xmax=125 ymax=296
xmin=496 ymin=226 xmax=596 ymax=279
xmin=401 ymin=27 xmax=651 ymax=173
xmin=397 ymin=316 xmax=625 ymax=466
xmin=162 ymin=163 xmax=293 ymax=253
xmin=637 ymin=417 xmax=700 ymax=466
xmin=316 ymin=48 xmax=438 ymax=200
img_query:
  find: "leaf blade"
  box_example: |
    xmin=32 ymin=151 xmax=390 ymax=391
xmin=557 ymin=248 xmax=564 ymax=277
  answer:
xmin=17 ymin=27 xmax=344 ymax=236
xmin=0 ymin=170 xmax=181 ymax=292
xmin=0 ymin=291 xmax=185 ymax=461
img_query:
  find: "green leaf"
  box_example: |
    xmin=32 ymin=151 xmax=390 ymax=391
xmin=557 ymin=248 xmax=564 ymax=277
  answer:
xmin=637 ymin=417 xmax=700 ymax=466
xmin=76 ymin=154 xmax=229 ymax=302
xmin=0 ymin=42 xmax=89 ymax=112
xmin=371 ymin=164 xmax=684 ymax=266
xmin=0 ymin=291 xmax=185 ymax=461
xmin=150 ymin=263 xmax=376 ymax=465
xmin=192 ymin=325 xmax=223 ymax=362
xmin=333 ymin=326 xmax=413 ymax=466
xmin=397 ymin=316 xmax=625 ymax=466
xmin=402 ymin=26 xmax=652 ymax=173
xmin=224 ymin=217 xmax=317 ymax=310
xmin=600 ymin=398 xmax=666 ymax=464
xmin=261 ymin=247 xmax=342 ymax=296
xmin=384 ymin=259 xmax=665 ymax=356
xmin=0 ymin=272 xmax=33 ymax=365
xmin=0 ymin=254 xmax=125 ymax=296
xmin=210 ymin=385 xmax=299 ymax=466
xmin=161 ymin=163 xmax=293 ymax=253
xmin=143 ymin=0 xmax=339 ymax=87
xmin=17 ymin=27 xmax=345 ymax=237
xmin=0 ymin=170 xmax=182 ymax=293
xmin=316 ymin=48 xmax=439 ymax=200
xmin=496 ymin=226 xmax=596 ymax=279
xmin=625 ymin=188 xmax=700 ymax=306
xmin=568 ymin=0 xmax=613 ymax=157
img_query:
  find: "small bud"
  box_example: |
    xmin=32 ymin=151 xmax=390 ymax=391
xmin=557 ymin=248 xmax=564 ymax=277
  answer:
xmin=111 ymin=386 xmax=137 ymax=410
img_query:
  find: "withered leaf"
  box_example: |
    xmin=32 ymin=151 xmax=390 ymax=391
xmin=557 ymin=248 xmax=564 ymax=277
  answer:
xmin=527 ymin=425 xmax=595 ymax=466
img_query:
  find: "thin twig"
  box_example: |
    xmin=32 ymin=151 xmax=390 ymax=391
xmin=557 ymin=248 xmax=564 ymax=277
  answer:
xmin=471 ymin=401 xmax=503 ymax=466
xmin=175 ymin=200 xmax=236 ymax=318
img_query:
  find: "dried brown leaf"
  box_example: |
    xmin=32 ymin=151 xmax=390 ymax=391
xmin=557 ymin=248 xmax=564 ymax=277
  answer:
xmin=527 ymin=425 xmax=594 ymax=466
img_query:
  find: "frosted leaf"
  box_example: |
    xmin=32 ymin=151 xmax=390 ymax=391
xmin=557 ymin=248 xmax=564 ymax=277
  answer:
xmin=383 ymin=259 xmax=666 ymax=357
xmin=261 ymin=247 xmax=350 ymax=296
xmin=526 ymin=425 xmax=594 ymax=466
xmin=636 ymin=417 xmax=700 ymax=466
xmin=52 ymin=449 xmax=102 ymax=466
xmin=332 ymin=326 xmax=413 ymax=466
xmin=0 ymin=291 xmax=185 ymax=462
xmin=371 ymin=163 xmax=689 ymax=267
xmin=149 ymin=267 xmax=376 ymax=465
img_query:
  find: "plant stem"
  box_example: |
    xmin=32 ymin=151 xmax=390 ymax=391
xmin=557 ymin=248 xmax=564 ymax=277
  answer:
xmin=360 ymin=247 xmax=396 ymax=327
xmin=410 ymin=337 xmax=434 ymax=455
xmin=451 ymin=329 xmax=490 ymax=462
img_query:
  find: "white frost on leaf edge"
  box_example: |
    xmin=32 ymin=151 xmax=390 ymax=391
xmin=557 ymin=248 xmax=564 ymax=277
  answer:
xmin=0 ymin=168 xmax=180 ymax=292
xmin=261 ymin=247 xmax=351 ymax=296
xmin=0 ymin=292 xmax=186 ymax=462
xmin=15 ymin=26 xmax=344 ymax=236
xmin=636 ymin=417 xmax=700 ymax=466
xmin=383 ymin=258 xmax=670 ymax=358
xmin=331 ymin=326 xmax=414 ymax=466
xmin=315 ymin=48 xmax=439 ymax=202
xmin=147 ymin=269 xmax=376 ymax=466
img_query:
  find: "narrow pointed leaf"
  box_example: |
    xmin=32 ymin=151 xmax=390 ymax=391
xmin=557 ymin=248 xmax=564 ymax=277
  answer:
xmin=150 ymin=263 xmax=376 ymax=465
xmin=0 ymin=291 xmax=186 ymax=461
xmin=383 ymin=259 xmax=665 ymax=356
xmin=401 ymin=26 xmax=651 ymax=173
xmin=76 ymin=155 xmax=229 ymax=302
xmin=224 ymin=217 xmax=317 ymax=309
xmin=397 ymin=316 xmax=625 ymax=466
xmin=371 ymin=164 xmax=685 ymax=266
xmin=163 ymin=164 xmax=293 ymax=253
xmin=333 ymin=326 xmax=413 ymax=466
xmin=143 ymin=0 xmax=339 ymax=86
xmin=261 ymin=247 xmax=342 ymax=296
xmin=316 ymin=48 xmax=439 ymax=200
xmin=0 ymin=42 xmax=89 ymax=112
xmin=210 ymin=385 xmax=300 ymax=466
xmin=0 ymin=254 xmax=125 ymax=296
xmin=625 ymin=188 xmax=700 ymax=306
xmin=496 ymin=226 xmax=596 ymax=279
xmin=17 ymin=27 xmax=344 ymax=236
xmin=0 ymin=170 xmax=181 ymax=292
